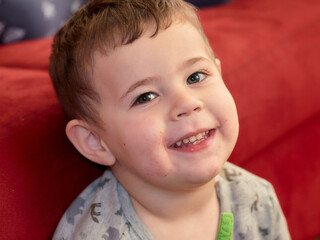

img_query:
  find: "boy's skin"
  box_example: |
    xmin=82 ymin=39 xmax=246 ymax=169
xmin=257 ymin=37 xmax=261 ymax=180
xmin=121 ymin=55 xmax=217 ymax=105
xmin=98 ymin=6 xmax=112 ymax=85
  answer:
xmin=65 ymin=21 xmax=239 ymax=240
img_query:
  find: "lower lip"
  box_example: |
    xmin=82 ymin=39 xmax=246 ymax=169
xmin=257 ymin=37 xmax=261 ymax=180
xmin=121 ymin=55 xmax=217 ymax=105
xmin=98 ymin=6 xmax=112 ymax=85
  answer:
xmin=170 ymin=130 xmax=215 ymax=153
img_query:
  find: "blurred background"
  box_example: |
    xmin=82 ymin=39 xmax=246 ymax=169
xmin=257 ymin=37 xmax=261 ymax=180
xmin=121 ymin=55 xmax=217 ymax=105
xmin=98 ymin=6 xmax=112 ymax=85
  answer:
xmin=0 ymin=0 xmax=231 ymax=44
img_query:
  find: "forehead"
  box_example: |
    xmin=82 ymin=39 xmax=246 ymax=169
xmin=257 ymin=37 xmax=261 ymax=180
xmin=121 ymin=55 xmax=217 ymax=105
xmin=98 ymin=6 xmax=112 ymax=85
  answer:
xmin=91 ymin=22 xmax=212 ymax=95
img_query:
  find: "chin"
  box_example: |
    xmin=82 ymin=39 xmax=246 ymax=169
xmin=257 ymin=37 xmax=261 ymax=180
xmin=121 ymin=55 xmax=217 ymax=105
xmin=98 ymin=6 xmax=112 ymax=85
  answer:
xmin=184 ymin=163 xmax=223 ymax=187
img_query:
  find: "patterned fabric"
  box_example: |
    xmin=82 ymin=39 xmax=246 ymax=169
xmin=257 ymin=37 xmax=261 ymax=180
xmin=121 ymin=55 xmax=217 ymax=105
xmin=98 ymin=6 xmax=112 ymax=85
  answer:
xmin=216 ymin=163 xmax=291 ymax=239
xmin=0 ymin=0 xmax=88 ymax=44
xmin=53 ymin=162 xmax=291 ymax=240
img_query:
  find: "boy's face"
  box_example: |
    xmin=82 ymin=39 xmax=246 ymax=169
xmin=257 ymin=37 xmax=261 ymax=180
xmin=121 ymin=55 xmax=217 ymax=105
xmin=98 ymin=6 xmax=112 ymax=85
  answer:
xmin=92 ymin=22 xmax=239 ymax=191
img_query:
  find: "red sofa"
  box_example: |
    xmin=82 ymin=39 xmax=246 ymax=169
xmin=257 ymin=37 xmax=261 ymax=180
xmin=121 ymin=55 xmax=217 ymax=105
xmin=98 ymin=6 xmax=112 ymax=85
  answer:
xmin=1 ymin=0 xmax=320 ymax=239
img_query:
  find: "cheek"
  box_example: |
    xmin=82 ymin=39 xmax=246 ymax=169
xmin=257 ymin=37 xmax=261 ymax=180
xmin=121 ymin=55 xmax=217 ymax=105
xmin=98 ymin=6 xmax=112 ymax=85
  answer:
xmin=221 ymin=95 xmax=239 ymax=146
xmin=117 ymin=115 xmax=166 ymax=156
xmin=124 ymin=115 xmax=163 ymax=141
xmin=121 ymin=118 xmax=171 ymax=176
xmin=209 ymin=87 xmax=239 ymax=137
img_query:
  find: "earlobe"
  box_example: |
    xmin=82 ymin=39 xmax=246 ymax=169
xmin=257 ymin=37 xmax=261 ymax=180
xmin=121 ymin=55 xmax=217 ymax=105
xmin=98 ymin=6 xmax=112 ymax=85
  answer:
xmin=66 ymin=119 xmax=116 ymax=166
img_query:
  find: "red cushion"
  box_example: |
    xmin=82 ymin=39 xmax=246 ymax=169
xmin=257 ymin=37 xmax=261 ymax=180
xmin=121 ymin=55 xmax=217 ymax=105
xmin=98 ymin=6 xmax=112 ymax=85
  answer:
xmin=0 ymin=67 xmax=103 ymax=239
xmin=0 ymin=37 xmax=52 ymax=70
xmin=242 ymin=113 xmax=320 ymax=240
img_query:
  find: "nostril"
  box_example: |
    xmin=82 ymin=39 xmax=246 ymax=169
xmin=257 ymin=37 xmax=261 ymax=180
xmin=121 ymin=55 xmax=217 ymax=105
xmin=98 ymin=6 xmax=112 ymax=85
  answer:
xmin=173 ymin=98 xmax=204 ymax=120
xmin=176 ymin=106 xmax=201 ymax=118
xmin=193 ymin=106 xmax=201 ymax=112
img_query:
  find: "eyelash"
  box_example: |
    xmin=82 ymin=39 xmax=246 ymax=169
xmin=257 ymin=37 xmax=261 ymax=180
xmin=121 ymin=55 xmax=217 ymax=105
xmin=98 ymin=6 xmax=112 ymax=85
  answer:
xmin=132 ymin=71 xmax=209 ymax=106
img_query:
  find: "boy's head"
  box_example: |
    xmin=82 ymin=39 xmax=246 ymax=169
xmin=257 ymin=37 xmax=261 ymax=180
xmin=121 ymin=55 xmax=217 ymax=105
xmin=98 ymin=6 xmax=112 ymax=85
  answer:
xmin=49 ymin=0 xmax=239 ymax=190
xmin=49 ymin=0 xmax=212 ymax=127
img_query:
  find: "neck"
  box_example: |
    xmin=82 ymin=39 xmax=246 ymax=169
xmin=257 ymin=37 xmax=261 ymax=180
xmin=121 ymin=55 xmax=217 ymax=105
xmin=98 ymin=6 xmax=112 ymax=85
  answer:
xmin=112 ymin=164 xmax=221 ymax=239
xmin=131 ymin=179 xmax=219 ymax=220
xmin=129 ymin=178 xmax=220 ymax=240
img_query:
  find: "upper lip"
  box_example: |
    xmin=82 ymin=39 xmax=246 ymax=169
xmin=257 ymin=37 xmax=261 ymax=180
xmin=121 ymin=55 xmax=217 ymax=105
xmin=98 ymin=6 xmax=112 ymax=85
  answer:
xmin=168 ymin=128 xmax=214 ymax=147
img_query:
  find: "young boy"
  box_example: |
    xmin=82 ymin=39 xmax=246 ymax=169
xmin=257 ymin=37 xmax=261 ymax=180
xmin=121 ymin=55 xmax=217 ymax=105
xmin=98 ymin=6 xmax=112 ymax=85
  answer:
xmin=50 ymin=0 xmax=291 ymax=239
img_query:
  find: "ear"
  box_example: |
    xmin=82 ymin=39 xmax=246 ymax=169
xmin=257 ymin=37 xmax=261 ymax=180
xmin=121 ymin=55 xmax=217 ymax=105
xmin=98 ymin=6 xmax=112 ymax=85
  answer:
xmin=65 ymin=119 xmax=116 ymax=166
xmin=215 ymin=58 xmax=222 ymax=74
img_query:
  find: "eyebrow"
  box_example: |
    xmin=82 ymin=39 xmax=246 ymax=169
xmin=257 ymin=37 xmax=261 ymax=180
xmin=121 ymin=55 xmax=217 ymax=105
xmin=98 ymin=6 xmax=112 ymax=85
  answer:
xmin=120 ymin=77 xmax=158 ymax=101
xmin=120 ymin=56 xmax=210 ymax=100
xmin=178 ymin=56 xmax=210 ymax=72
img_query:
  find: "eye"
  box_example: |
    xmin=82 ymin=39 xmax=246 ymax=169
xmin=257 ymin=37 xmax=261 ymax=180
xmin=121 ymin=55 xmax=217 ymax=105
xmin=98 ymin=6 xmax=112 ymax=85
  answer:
xmin=186 ymin=72 xmax=207 ymax=85
xmin=134 ymin=92 xmax=158 ymax=105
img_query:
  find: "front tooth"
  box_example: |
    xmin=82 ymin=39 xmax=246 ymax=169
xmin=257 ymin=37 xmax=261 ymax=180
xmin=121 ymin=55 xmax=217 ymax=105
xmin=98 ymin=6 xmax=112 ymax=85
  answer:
xmin=183 ymin=138 xmax=189 ymax=144
xmin=176 ymin=141 xmax=182 ymax=146
xmin=196 ymin=133 xmax=203 ymax=140
xmin=189 ymin=136 xmax=196 ymax=143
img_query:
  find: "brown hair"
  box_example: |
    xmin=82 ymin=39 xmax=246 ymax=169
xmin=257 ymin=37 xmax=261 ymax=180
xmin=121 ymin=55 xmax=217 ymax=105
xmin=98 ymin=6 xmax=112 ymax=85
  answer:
xmin=49 ymin=0 xmax=212 ymax=126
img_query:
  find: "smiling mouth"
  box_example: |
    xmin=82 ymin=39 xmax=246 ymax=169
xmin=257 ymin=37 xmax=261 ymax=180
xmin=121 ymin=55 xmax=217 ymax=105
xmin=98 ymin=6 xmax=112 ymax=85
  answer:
xmin=170 ymin=129 xmax=213 ymax=149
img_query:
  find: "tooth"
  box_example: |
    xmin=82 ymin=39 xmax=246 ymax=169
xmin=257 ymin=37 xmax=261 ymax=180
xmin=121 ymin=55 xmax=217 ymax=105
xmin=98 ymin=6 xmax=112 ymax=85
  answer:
xmin=189 ymin=136 xmax=196 ymax=143
xmin=196 ymin=133 xmax=203 ymax=140
xmin=183 ymin=138 xmax=189 ymax=144
xmin=176 ymin=141 xmax=182 ymax=146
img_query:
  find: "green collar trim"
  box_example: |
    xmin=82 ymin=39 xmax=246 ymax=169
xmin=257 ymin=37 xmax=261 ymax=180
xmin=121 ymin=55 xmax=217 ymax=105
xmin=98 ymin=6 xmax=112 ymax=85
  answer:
xmin=217 ymin=212 xmax=233 ymax=240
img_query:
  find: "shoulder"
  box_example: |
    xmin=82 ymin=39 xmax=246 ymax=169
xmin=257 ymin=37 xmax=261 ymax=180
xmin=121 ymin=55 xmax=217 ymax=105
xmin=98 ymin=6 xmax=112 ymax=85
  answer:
xmin=217 ymin=162 xmax=274 ymax=198
xmin=217 ymin=162 xmax=291 ymax=239
xmin=217 ymin=161 xmax=278 ymax=212
xmin=53 ymin=170 xmax=127 ymax=239
xmin=219 ymin=162 xmax=270 ymax=184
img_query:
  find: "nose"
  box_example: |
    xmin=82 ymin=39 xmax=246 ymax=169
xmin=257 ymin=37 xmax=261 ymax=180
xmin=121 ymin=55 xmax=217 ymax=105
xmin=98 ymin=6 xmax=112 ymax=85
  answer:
xmin=169 ymin=91 xmax=204 ymax=121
